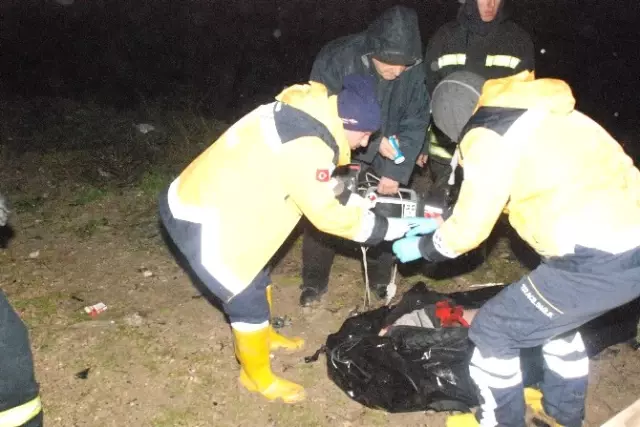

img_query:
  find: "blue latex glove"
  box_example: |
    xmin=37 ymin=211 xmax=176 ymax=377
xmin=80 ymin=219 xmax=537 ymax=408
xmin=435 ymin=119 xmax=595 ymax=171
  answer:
xmin=405 ymin=217 xmax=439 ymax=237
xmin=392 ymin=236 xmax=423 ymax=263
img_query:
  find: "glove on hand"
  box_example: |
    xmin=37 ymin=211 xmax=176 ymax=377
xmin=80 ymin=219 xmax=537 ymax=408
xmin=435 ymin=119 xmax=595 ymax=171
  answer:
xmin=384 ymin=217 xmax=440 ymax=241
xmin=405 ymin=218 xmax=440 ymax=237
xmin=392 ymin=236 xmax=423 ymax=262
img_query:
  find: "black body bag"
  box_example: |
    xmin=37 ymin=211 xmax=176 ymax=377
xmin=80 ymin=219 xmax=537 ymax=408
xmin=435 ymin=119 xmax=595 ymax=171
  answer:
xmin=307 ymin=282 xmax=640 ymax=413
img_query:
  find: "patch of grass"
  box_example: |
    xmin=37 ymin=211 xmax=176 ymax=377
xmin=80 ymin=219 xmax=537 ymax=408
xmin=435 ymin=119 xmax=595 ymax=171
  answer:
xmin=82 ymin=325 xmax=157 ymax=372
xmin=484 ymin=256 xmax=527 ymax=284
xmin=12 ymin=293 xmax=65 ymax=327
xmin=269 ymin=405 xmax=327 ymax=427
xmin=12 ymin=196 xmax=46 ymax=212
xmin=138 ymin=169 xmax=174 ymax=198
xmin=271 ymin=273 xmax=302 ymax=288
xmin=75 ymin=217 xmax=110 ymax=238
xmin=70 ymin=185 xmax=108 ymax=206
xmin=360 ymin=408 xmax=389 ymax=426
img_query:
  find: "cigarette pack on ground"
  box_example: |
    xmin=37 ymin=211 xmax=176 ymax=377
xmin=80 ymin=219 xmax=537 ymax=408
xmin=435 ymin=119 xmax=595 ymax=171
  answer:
xmin=84 ymin=302 xmax=108 ymax=317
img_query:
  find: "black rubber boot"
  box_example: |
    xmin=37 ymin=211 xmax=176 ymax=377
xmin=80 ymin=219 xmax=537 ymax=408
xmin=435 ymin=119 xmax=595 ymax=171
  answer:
xmin=299 ymin=224 xmax=336 ymax=307
xmin=372 ymin=283 xmax=388 ymax=300
xmin=299 ymin=285 xmax=328 ymax=307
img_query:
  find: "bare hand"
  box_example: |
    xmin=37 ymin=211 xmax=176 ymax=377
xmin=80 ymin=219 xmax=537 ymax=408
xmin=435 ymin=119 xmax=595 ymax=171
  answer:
xmin=378 ymin=137 xmax=397 ymax=160
xmin=377 ymin=177 xmax=399 ymax=195
xmin=416 ymin=153 xmax=428 ymax=168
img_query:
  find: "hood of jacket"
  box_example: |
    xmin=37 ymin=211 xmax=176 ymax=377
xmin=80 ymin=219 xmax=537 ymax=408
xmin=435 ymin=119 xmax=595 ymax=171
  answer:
xmin=477 ymin=71 xmax=576 ymax=115
xmin=365 ymin=5 xmax=422 ymax=65
xmin=457 ymin=0 xmax=507 ymax=36
xmin=275 ymin=81 xmax=351 ymax=166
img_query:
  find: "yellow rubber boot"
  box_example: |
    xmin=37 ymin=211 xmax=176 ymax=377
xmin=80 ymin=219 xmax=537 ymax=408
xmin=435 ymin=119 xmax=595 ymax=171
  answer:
xmin=266 ymin=285 xmax=304 ymax=352
xmin=232 ymin=326 xmax=306 ymax=403
xmin=446 ymin=413 xmax=479 ymax=427
xmin=524 ymin=387 xmax=544 ymax=413
xmin=524 ymin=387 xmax=565 ymax=427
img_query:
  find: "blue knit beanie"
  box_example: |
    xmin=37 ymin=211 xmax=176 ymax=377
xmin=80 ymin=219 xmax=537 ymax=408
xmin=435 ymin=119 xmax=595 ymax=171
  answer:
xmin=337 ymin=74 xmax=382 ymax=132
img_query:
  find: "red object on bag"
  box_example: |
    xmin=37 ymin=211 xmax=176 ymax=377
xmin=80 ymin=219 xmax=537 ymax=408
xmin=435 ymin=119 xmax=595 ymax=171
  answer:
xmin=435 ymin=300 xmax=469 ymax=328
xmin=424 ymin=211 xmax=443 ymax=220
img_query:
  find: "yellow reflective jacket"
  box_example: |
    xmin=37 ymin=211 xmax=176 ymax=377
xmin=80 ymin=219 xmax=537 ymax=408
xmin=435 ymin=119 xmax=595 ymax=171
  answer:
xmin=166 ymin=82 xmax=385 ymax=297
xmin=433 ymin=71 xmax=640 ymax=259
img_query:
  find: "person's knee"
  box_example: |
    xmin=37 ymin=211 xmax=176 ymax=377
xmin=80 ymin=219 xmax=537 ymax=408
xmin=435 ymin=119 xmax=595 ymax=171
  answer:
xmin=225 ymin=282 xmax=270 ymax=324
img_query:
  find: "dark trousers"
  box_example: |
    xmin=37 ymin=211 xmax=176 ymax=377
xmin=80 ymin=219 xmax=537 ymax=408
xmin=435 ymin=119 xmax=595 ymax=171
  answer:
xmin=0 ymin=290 xmax=43 ymax=427
xmin=427 ymin=155 xmax=452 ymax=200
xmin=469 ymin=245 xmax=640 ymax=427
xmin=301 ymin=222 xmax=395 ymax=291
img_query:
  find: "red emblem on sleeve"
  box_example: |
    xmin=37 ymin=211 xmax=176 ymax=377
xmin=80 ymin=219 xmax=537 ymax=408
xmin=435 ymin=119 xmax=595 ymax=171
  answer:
xmin=315 ymin=169 xmax=330 ymax=182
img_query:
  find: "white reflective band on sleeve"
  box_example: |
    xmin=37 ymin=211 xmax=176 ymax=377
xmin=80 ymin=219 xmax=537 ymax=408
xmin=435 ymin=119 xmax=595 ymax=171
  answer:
xmin=543 ymin=353 xmax=589 ymax=379
xmin=352 ymin=210 xmax=377 ymax=243
xmin=437 ymin=53 xmax=467 ymax=69
xmin=543 ymin=332 xmax=586 ymax=357
xmin=0 ymin=396 xmax=42 ymax=427
xmin=485 ymin=55 xmax=521 ymax=69
xmin=346 ymin=193 xmax=375 ymax=210
xmin=384 ymin=217 xmax=412 ymax=241
xmin=432 ymin=229 xmax=460 ymax=259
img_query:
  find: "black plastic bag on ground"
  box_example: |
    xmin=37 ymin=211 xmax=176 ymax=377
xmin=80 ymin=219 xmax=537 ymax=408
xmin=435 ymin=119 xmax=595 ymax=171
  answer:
xmin=317 ymin=282 xmax=640 ymax=413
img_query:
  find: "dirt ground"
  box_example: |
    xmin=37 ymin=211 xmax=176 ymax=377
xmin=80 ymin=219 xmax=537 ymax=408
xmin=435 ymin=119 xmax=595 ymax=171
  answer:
xmin=1 ymin=98 xmax=639 ymax=427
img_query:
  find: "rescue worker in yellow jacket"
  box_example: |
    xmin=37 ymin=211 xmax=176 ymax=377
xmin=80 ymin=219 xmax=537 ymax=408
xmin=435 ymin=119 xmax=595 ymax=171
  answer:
xmin=159 ymin=75 xmax=430 ymax=403
xmin=393 ymin=70 xmax=640 ymax=427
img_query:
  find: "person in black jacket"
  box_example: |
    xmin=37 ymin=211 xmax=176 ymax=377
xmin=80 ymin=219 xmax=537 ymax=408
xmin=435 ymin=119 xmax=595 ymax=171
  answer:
xmin=299 ymin=5 xmax=430 ymax=306
xmin=417 ymin=0 xmax=535 ymax=201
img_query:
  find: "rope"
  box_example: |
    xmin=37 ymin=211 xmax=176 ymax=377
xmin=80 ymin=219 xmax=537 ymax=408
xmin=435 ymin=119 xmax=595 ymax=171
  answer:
xmin=361 ymin=245 xmax=372 ymax=310
xmin=359 ymin=179 xmax=404 ymax=309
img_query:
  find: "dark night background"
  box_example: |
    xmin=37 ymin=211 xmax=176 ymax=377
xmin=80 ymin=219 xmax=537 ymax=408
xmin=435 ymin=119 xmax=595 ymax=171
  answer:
xmin=1 ymin=3 xmax=640 ymax=423
xmin=1 ymin=0 xmax=639 ymax=157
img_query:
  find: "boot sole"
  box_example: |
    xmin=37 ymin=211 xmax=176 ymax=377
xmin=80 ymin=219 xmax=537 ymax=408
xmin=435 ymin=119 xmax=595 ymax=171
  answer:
xmin=239 ymin=371 xmax=306 ymax=404
xmin=299 ymin=288 xmax=328 ymax=307
xmin=269 ymin=335 xmax=305 ymax=352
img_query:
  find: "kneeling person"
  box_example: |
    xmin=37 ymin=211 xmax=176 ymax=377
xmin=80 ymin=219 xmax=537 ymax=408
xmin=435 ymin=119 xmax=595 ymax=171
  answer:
xmin=393 ymin=71 xmax=640 ymax=426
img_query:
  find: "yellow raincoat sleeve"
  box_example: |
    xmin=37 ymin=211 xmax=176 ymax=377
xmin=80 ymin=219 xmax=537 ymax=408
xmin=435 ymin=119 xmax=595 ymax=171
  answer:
xmin=425 ymin=128 xmax=513 ymax=259
xmin=280 ymin=137 xmax=386 ymax=243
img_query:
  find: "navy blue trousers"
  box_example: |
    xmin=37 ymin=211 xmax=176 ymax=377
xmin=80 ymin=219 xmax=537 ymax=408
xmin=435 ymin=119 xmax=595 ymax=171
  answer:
xmin=0 ymin=290 xmax=43 ymax=426
xmin=469 ymin=245 xmax=640 ymax=427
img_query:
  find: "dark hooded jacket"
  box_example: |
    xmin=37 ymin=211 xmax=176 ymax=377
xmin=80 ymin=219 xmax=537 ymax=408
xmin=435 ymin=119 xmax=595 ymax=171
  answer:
xmin=424 ymin=0 xmax=535 ymax=95
xmin=310 ymin=6 xmax=429 ymax=185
